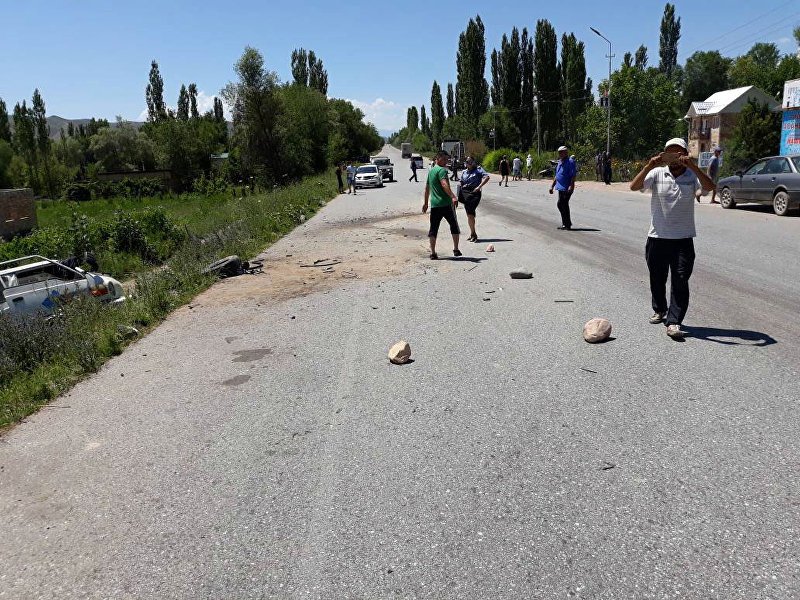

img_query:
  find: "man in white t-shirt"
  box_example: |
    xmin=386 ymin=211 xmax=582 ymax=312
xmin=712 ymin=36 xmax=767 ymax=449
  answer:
xmin=629 ymin=137 xmax=715 ymax=339
xmin=525 ymin=153 xmax=533 ymax=180
xmin=512 ymin=156 xmax=522 ymax=181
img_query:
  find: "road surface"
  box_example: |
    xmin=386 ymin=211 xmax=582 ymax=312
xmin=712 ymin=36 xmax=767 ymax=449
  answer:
xmin=1 ymin=145 xmax=798 ymax=599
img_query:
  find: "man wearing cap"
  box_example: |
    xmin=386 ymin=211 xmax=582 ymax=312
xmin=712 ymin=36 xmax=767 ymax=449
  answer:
xmin=707 ymin=146 xmax=722 ymax=204
xmin=423 ymin=149 xmax=461 ymax=260
xmin=549 ymin=145 xmax=577 ymax=230
xmin=630 ymin=137 xmax=716 ymax=339
xmin=458 ymin=156 xmax=491 ymax=242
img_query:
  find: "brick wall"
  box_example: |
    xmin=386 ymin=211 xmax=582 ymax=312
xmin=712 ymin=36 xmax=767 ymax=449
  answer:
xmin=0 ymin=188 xmax=37 ymax=241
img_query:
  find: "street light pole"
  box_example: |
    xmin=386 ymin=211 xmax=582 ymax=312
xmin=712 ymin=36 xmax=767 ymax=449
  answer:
xmin=590 ymin=27 xmax=613 ymax=156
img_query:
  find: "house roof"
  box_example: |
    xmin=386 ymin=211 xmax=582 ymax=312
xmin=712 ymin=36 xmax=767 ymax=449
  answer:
xmin=685 ymin=86 xmax=779 ymax=118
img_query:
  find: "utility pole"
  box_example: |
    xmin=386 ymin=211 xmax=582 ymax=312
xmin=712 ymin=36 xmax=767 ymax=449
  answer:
xmin=534 ymin=93 xmax=541 ymax=155
xmin=590 ymin=27 xmax=613 ymax=156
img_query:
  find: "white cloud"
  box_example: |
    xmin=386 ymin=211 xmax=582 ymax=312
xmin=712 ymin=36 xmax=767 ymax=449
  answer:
xmin=135 ymin=90 xmax=230 ymax=122
xmin=345 ymin=97 xmax=405 ymax=132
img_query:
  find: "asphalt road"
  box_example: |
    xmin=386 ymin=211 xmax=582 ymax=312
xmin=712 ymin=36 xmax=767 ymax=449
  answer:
xmin=1 ymin=145 xmax=799 ymax=599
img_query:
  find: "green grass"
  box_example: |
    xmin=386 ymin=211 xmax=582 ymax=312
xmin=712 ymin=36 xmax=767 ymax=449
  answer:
xmin=0 ymin=171 xmax=339 ymax=429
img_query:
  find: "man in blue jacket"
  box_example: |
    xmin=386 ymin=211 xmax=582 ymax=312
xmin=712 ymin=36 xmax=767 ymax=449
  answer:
xmin=549 ymin=145 xmax=577 ymax=230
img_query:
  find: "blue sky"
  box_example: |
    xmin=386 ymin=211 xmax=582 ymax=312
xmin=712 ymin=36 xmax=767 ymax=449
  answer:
xmin=1 ymin=0 xmax=798 ymax=134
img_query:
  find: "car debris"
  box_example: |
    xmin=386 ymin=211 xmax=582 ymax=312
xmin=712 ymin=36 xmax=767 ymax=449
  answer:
xmin=509 ymin=268 xmax=533 ymax=279
xmin=0 ymin=255 xmax=126 ymax=316
xmin=203 ymin=255 xmax=263 ymax=279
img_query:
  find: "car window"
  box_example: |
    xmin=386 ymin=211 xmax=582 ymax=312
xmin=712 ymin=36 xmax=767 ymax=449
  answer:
xmin=764 ymin=157 xmax=791 ymax=174
xmin=357 ymin=166 xmax=376 ymax=173
xmin=792 ymin=157 xmax=800 ymax=172
xmin=11 ymin=264 xmax=80 ymax=287
xmin=744 ymin=160 xmax=767 ymax=176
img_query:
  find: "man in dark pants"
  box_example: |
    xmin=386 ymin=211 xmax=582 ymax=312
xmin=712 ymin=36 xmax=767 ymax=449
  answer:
xmin=549 ymin=145 xmax=577 ymax=230
xmin=423 ymin=150 xmax=461 ymax=260
xmin=408 ymin=158 xmax=418 ymax=182
xmin=630 ymin=137 xmax=715 ymax=339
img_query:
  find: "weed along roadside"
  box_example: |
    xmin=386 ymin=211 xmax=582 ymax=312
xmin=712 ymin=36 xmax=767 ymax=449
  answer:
xmin=0 ymin=171 xmax=339 ymax=429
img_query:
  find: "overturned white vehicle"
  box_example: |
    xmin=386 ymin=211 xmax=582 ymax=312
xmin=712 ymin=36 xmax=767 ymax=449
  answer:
xmin=0 ymin=255 xmax=125 ymax=316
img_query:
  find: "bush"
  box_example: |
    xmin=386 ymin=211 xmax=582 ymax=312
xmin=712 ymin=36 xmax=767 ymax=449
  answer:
xmin=482 ymin=148 xmax=516 ymax=172
xmin=63 ymin=183 xmax=93 ymax=202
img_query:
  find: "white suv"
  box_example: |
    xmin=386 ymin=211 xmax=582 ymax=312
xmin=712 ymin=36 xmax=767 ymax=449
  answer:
xmin=0 ymin=255 xmax=125 ymax=316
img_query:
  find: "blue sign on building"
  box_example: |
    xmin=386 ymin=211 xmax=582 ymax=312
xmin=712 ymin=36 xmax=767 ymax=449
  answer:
xmin=780 ymin=109 xmax=800 ymax=155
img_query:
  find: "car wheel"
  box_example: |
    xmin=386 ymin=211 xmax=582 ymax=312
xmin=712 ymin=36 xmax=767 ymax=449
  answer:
xmin=773 ymin=190 xmax=790 ymax=216
xmin=719 ymin=187 xmax=736 ymax=209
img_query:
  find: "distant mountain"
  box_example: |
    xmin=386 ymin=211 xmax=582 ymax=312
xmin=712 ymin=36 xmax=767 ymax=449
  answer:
xmin=5 ymin=115 xmax=144 ymax=140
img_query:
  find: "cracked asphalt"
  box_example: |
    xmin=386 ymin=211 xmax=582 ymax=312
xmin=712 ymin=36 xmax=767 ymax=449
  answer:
xmin=1 ymin=145 xmax=798 ymax=599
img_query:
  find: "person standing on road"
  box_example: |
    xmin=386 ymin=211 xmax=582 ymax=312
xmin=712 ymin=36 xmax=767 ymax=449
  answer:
xmin=629 ymin=137 xmax=716 ymax=340
xmin=423 ymin=150 xmax=461 ymax=260
xmin=602 ymin=151 xmax=612 ymax=185
xmin=512 ymin=155 xmax=522 ymax=181
xmin=458 ymin=156 xmax=490 ymax=242
xmin=449 ymin=159 xmax=459 ymax=181
xmin=409 ymin=158 xmax=418 ymax=182
xmin=346 ymin=161 xmax=357 ymax=195
xmin=549 ymin=145 xmax=577 ymax=230
xmin=526 ymin=153 xmax=533 ymax=180
xmin=595 ymin=152 xmax=602 ymax=181
xmin=499 ymin=155 xmax=510 ymax=187
xmin=335 ymin=164 xmax=344 ymax=193
xmin=707 ymin=146 xmax=722 ymax=204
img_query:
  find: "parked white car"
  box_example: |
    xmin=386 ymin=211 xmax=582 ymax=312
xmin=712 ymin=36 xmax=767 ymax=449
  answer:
xmin=0 ymin=255 xmax=125 ymax=316
xmin=354 ymin=165 xmax=384 ymax=188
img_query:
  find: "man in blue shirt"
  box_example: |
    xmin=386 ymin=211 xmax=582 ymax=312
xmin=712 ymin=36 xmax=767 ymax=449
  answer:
xmin=458 ymin=156 xmax=491 ymax=242
xmin=549 ymin=145 xmax=577 ymax=230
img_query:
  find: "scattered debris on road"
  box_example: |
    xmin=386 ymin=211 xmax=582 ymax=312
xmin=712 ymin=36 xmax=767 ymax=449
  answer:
xmin=580 ymin=367 xmax=598 ymax=374
xmin=554 ymin=299 xmax=574 ymax=303
xmin=583 ymin=318 xmax=612 ymax=343
xmin=388 ymin=340 xmax=412 ymax=364
xmin=300 ymin=259 xmax=342 ymax=268
xmin=203 ymin=255 xmax=263 ymax=278
xmin=509 ymin=268 xmax=533 ymax=279
xmin=117 ymin=325 xmax=140 ymax=340
xmin=601 ymin=461 xmax=616 ymax=470
xmin=486 ymin=244 xmax=495 ymax=252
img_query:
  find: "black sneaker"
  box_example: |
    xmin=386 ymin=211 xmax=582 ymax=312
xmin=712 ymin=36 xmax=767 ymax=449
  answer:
xmin=453 ymin=249 xmax=462 ymax=257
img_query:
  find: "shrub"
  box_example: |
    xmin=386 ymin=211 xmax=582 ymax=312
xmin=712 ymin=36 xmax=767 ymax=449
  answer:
xmin=63 ymin=183 xmax=93 ymax=202
xmin=482 ymin=148 xmax=516 ymax=172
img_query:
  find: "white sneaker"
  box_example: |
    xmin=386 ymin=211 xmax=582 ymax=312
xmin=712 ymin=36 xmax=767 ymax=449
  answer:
xmin=649 ymin=312 xmax=666 ymax=324
xmin=666 ymin=324 xmax=684 ymax=339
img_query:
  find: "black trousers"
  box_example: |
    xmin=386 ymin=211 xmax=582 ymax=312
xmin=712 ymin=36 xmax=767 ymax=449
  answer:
xmin=409 ymin=169 xmax=418 ymax=182
xmin=645 ymin=237 xmax=695 ymax=326
xmin=557 ymin=190 xmax=573 ymax=228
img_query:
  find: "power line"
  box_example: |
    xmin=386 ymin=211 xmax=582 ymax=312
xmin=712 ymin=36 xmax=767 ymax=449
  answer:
xmin=715 ymin=12 xmax=800 ymax=55
xmin=686 ymin=0 xmax=795 ymax=55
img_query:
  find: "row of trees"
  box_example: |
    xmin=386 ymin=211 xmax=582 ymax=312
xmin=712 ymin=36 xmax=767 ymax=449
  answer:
xmin=392 ymin=5 xmax=800 ymax=167
xmin=1 ymin=46 xmax=380 ymax=196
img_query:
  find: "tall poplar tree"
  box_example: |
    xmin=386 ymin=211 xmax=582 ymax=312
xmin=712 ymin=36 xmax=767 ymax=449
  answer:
xmin=659 ymin=3 xmax=681 ymax=80
xmin=291 ymin=48 xmax=309 ymax=85
xmin=145 ymin=60 xmax=167 ymax=122
xmin=559 ymin=33 xmax=590 ymax=142
xmin=456 ymin=15 xmax=489 ymax=132
xmin=177 ymin=84 xmax=190 ymax=121
xmin=430 ymin=81 xmax=445 ymax=145
xmin=213 ymin=97 xmax=225 ymax=122
xmin=520 ymin=28 xmax=535 ymax=148
xmin=446 ymin=83 xmax=455 ymax=119
xmin=188 ymin=83 xmax=199 ymax=119
xmin=635 ymin=45 xmax=648 ymax=69
xmin=420 ymin=105 xmax=431 ymax=138
xmin=308 ymin=51 xmax=329 ymax=95
xmin=533 ymin=19 xmax=560 ymax=149
xmin=0 ymin=99 xmax=10 ymax=143
xmin=31 ymin=89 xmax=55 ymax=196
xmin=13 ymin=101 xmax=37 ymax=184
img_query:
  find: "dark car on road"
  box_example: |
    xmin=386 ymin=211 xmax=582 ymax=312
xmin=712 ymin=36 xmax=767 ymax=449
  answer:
xmin=718 ymin=155 xmax=800 ymax=216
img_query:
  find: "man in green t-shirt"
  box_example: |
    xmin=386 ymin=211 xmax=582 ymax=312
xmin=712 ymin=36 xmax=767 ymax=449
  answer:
xmin=422 ymin=150 xmax=461 ymax=260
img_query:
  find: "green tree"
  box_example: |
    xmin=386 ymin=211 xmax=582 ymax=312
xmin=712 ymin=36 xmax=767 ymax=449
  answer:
xmin=177 ymin=84 xmax=190 ymax=121
xmin=291 ymin=48 xmax=309 ymax=85
xmin=456 ymin=15 xmax=489 ymax=133
xmin=406 ymin=107 xmax=418 ymax=133
xmin=659 ymin=3 xmax=681 ymax=80
xmin=221 ymin=46 xmax=283 ymax=181
xmin=146 ymin=60 xmax=168 ymax=122
xmin=31 ymin=89 xmax=56 ymax=197
xmin=725 ymin=99 xmax=781 ymax=171
xmin=533 ymin=19 xmax=560 ymax=149
xmin=276 ymin=84 xmax=330 ymax=176
xmin=430 ymin=81 xmax=445 ymax=145
xmin=520 ymin=28 xmax=535 ymax=149
xmin=728 ymin=43 xmax=799 ymax=98
xmin=90 ymin=121 xmax=156 ymax=172
xmin=635 ymin=45 xmax=648 ymax=70
xmin=0 ymin=140 xmax=13 ymax=188
xmin=479 ymin=107 xmax=520 ymax=148
xmin=559 ymin=32 xmax=590 ymax=143
xmin=420 ymin=105 xmax=431 ymax=138
xmin=213 ymin=97 xmax=225 ymax=122
xmin=681 ymin=51 xmax=731 ymax=109
xmin=446 ymin=83 xmax=455 ymax=119
xmin=188 ymin=83 xmax=199 ymax=119
xmin=0 ymin=99 xmax=10 ymax=143
xmin=308 ymin=51 xmax=328 ymax=95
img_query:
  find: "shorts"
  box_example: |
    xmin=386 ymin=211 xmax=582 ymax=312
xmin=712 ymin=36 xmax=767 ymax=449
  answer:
xmin=458 ymin=188 xmax=481 ymax=216
xmin=513 ymin=168 xmax=521 ymax=176
xmin=428 ymin=204 xmax=460 ymax=237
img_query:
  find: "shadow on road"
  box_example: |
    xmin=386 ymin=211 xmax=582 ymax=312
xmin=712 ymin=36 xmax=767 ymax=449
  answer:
xmin=683 ymin=326 xmax=777 ymax=347
xmin=568 ymin=227 xmax=602 ymax=232
xmin=443 ymin=256 xmax=488 ymax=263
xmin=476 ymin=238 xmax=513 ymax=243
xmin=734 ymin=204 xmax=799 ymax=217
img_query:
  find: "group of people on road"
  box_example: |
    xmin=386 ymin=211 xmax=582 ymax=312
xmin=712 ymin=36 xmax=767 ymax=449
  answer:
xmin=335 ymin=163 xmax=358 ymax=195
xmin=595 ymin=151 xmax=613 ymax=185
